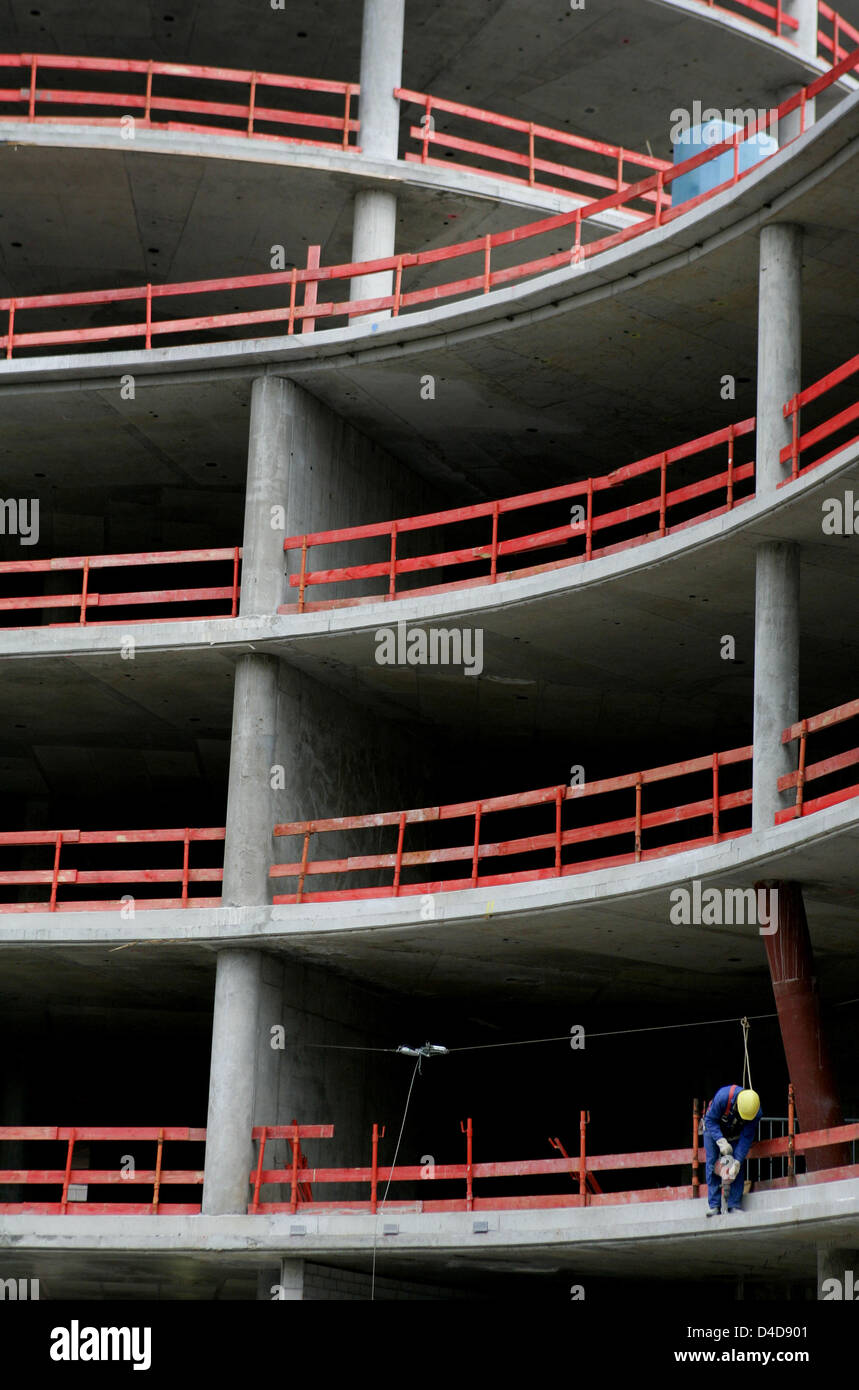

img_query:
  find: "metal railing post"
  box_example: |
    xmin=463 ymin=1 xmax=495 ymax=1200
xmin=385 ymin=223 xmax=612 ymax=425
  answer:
xmin=461 ymin=1118 xmax=473 ymax=1210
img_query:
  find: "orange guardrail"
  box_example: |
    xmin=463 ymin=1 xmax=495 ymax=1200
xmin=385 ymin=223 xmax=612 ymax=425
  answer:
xmin=0 ymin=546 xmax=241 ymax=626
xmin=1 ymin=51 xmax=855 ymax=359
xmin=778 ymin=698 xmax=859 ymax=821
xmin=781 ymin=351 xmax=859 ymax=480
xmin=396 ymin=88 xmax=670 ymax=211
xmin=0 ymin=53 xmax=360 ymax=146
xmin=5 ymin=1109 xmax=855 ymax=1215
xmin=0 ymin=827 xmax=225 ymax=912
xmin=251 ymin=1109 xmax=859 ymax=1213
xmin=281 ymin=420 xmax=755 ymax=611
xmin=271 ymin=744 xmax=755 ymax=904
xmin=0 ymin=1124 xmax=331 ymax=1213
xmin=271 ymin=695 xmax=859 ymax=904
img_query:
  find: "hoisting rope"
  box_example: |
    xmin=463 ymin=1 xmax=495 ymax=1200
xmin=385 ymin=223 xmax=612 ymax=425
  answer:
xmin=370 ymin=1056 xmax=421 ymax=1302
xmin=741 ymin=1015 xmax=753 ymax=1091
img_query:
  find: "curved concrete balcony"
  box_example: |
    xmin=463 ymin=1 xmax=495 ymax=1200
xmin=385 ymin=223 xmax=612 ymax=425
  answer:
xmin=1 ymin=715 xmax=857 ymax=993
xmin=0 ymin=57 xmax=856 ymax=390
xmin=1 ymin=398 xmax=854 ymax=678
xmin=1 ymin=1151 xmax=858 ymax=1292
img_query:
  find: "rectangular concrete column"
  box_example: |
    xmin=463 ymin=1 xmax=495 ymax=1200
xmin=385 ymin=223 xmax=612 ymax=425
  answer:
xmin=350 ymin=0 xmax=406 ymax=318
xmin=271 ymin=1260 xmax=306 ymax=1301
xmin=763 ymin=883 xmax=846 ymax=1172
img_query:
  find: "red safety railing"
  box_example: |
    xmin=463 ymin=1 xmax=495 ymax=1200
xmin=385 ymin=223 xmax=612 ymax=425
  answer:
xmin=1 ymin=51 xmax=855 ymax=360
xmin=777 ymin=698 xmax=859 ymax=822
xmin=781 ymin=351 xmax=859 ymax=480
xmin=697 ymin=0 xmax=799 ymax=40
xmin=4 ymin=344 xmax=853 ymax=631
xmin=249 ymin=1124 xmax=335 ymax=1213
xmin=280 ymin=419 xmax=756 ymax=611
xmin=0 ymin=546 xmax=242 ymax=627
xmin=0 ymin=1123 xmax=331 ymax=1214
xmin=0 ymin=827 xmax=225 ymax=913
xmin=3 ymin=1112 xmax=855 ymax=1216
xmin=272 ymin=694 xmax=859 ymax=904
xmin=819 ymin=2 xmax=859 ymax=62
xmin=0 ymin=54 xmax=360 ymax=147
xmin=250 ymin=1110 xmax=859 ymax=1213
xmin=270 ymin=744 xmax=754 ymax=904
xmin=396 ymin=89 xmax=671 ymax=212
xmin=0 ymin=1126 xmax=206 ymax=1213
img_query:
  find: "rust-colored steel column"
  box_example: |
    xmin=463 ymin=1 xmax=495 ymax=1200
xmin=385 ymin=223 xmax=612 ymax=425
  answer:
xmin=761 ymin=882 xmax=847 ymax=1171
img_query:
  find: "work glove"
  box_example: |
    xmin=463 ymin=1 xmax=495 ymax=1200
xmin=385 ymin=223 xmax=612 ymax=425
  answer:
xmin=724 ymin=1158 xmax=741 ymax=1182
xmin=717 ymin=1139 xmax=733 ymax=1156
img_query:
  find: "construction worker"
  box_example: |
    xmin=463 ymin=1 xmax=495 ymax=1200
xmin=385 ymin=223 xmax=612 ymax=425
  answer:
xmin=703 ymin=1085 xmax=761 ymax=1216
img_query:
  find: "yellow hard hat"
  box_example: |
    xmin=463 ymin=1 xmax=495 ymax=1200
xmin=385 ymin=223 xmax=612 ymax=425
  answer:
xmin=737 ymin=1089 xmax=760 ymax=1120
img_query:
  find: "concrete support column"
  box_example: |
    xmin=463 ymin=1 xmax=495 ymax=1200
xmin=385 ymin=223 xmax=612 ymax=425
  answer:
xmin=203 ymin=374 xmax=292 ymax=1214
xmin=240 ymin=375 xmax=291 ymax=617
xmin=752 ymin=224 xmax=802 ymax=830
xmin=776 ymin=80 xmax=816 ymax=145
xmin=752 ymin=541 xmax=800 ymax=830
xmin=221 ymin=654 xmax=279 ymax=905
xmin=776 ymin=3 xmax=818 ymax=142
xmin=256 ymin=1260 xmax=304 ymax=1300
xmin=271 ymin=1260 xmax=306 ymax=1301
xmin=785 ymin=0 xmax=819 ymax=58
xmin=202 ymin=949 xmax=264 ymax=1213
xmin=755 ymin=224 xmax=802 ymax=497
xmin=763 ymin=883 xmax=846 ymax=1172
xmin=350 ymin=0 xmax=406 ymax=317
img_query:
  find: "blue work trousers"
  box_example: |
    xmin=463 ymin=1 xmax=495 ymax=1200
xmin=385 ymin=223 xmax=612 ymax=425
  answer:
xmin=704 ymin=1134 xmax=745 ymax=1209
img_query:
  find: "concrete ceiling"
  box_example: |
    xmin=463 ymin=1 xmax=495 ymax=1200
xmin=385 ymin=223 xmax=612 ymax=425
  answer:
xmin=1 ymin=0 xmax=854 ymax=148
xmin=0 ymin=142 xmax=553 ymax=303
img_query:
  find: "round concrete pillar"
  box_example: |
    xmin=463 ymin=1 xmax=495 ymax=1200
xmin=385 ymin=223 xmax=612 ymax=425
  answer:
xmin=755 ymin=224 xmax=803 ymax=496
xmin=752 ymin=541 xmax=800 ymax=831
xmin=221 ymin=653 xmax=279 ymax=906
xmin=241 ymin=375 xmax=291 ymax=617
xmin=202 ymin=949 xmax=263 ymax=1214
xmin=350 ymin=0 xmax=406 ymax=319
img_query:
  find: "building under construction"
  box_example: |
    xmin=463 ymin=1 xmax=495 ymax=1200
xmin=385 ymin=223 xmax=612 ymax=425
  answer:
xmin=0 ymin=0 xmax=858 ymax=1304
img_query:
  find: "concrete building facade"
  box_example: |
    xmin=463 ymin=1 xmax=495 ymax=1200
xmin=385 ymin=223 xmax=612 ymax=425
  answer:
xmin=0 ymin=0 xmax=858 ymax=1301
